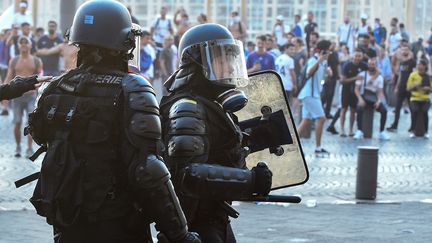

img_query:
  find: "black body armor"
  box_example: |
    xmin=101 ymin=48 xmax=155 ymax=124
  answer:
xmin=27 ymin=67 xmax=190 ymax=242
xmin=161 ymin=90 xmax=255 ymax=225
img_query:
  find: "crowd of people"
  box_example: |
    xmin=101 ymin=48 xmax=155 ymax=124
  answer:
xmin=1 ymin=1 xmax=432 ymax=158
xmin=112 ymin=7 xmax=432 ymax=156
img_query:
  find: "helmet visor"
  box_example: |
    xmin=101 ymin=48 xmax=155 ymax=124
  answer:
xmin=128 ymin=23 xmax=141 ymax=73
xmin=200 ymin=39 xmax=249 ymax=87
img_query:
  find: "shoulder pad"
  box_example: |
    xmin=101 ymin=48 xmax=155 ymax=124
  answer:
xmin=169 ymin=98 xmax=205 ymax=119
xmin=123 ymin=74 xmax=159 ymax=115
xmin=122 ymin=74 xmax=155 ymax=93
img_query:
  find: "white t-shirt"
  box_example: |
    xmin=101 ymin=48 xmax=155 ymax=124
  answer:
xmin=388 ymin=32 xmax=402 ymax=56
xmin=141 ymin=44 xmax=156 ymax=79
xmin=275 ymin=54 xmax=295 ymax=91
xmin=152 ymin=18 xmax=172 ymax=45
xmin=274 ymin=25 xmax=286 ymax=47
xmin=338 ymin=23 xmax=354 ymax=52
xmin=357 ymin=24 xmax=370 ymax=36
xmin=13 ymin=13 xmax=33 ymax=26
xmin=356 ymin=71 xmax=384 ymax=93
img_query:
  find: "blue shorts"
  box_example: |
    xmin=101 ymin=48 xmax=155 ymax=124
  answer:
xmin=301 ymin=96 xmax=325 ymax=119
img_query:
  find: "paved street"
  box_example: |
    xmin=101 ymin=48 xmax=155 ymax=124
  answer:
xmin=0 ymin=103 xmax=431 ymax=242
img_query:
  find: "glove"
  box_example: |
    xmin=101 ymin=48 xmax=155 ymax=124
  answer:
xmin=251 ymin=162 xmax=273 ymax=196
xmin=180 ymin=232 xmax=201 ymax=243
xmin=157 ymin=232 xmax=202 ymax=243
xmin=12 ymin=75 xmax=38 ymax=89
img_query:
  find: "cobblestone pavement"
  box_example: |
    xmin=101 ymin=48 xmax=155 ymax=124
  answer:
xmin=0 ymin=102 xmax=431 ymax=242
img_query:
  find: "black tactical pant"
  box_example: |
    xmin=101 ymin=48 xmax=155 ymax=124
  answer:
xmin=391 ymin=88 xmax=411 ymax=129
xmin=54 ymin=212 xmax=151 ymax=243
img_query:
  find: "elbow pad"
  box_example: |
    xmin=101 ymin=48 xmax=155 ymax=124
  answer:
xmin=181 ymin=163 xmax=255 ymax=201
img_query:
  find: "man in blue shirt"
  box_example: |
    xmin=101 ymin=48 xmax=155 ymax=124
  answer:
xmin=247 ymin=35 xmax=275 ymax=73
xmin=291 ymin=14 xmax=303 ymax=38
xmin=297 ymin=40 xmax=331 ymax=156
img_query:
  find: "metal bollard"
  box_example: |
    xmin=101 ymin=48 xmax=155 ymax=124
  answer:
xmin=362 ymin=107 xmax=374 ymax=138
xmin=356 ymin=146 xmax=379 ymax=200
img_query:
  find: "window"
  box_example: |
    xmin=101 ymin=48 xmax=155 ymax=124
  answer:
xmin=267 ymin=7 xmax=272 ymax=17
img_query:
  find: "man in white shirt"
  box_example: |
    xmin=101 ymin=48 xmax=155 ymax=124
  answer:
xmin=13 ymin=1 xmax=33 ymax=27
xmin=272 ymin=15 xmax=287 ymax=50
xmin=150 ymin=6 xmax=174 ymax=51
xmin=275 ymin=43 xmax=296 ymax=103
xmin=338 ymin=16 xmax=355 ymax=53
xmin=357 ymin=14 xmax=371 ymax=36
xmin=353 ymin=58 xmax=390 ymax=140
xmin=388 ymin=25 xmax=402 ymax=57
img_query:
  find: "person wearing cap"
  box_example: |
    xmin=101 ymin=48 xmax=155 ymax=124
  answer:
xmin=13 ymin=0 xmax=33 ymax=27
xmin=411 ymin=35 xmax=426 ymax=61
xmin=357 ymin=14 xmax=371 ymax=36
xmin=272 ymin=15 xmax=287 ymax=50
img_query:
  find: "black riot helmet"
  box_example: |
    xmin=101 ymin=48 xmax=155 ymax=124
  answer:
xmin=70 ymin=0 xmax=137 ymax=52
xmin=177 ymin=23 xmax=249 ymax=88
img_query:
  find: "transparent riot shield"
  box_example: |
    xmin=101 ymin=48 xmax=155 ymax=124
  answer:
xmin=235 ymin=70 xmax=308 ymax=189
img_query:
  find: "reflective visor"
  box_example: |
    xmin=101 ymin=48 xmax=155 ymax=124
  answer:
xmin=128 ymin=23 xmax=141 ymax=74
xmin=200 ymin=39 xmax=249 ymax=87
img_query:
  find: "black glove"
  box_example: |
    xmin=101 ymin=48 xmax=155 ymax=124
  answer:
xmin=251 ymin=162 xmax=272 ymax=196
xmin=157 ymin=232 xmax=202 ymax=243
xmin=12 ymin=75 xmax=38 ymax=90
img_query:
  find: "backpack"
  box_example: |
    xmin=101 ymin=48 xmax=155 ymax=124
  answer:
xmin=17 ymin=69 xmax=125 ymax=227
xmin=296 ymin=56 xmax=318 ymax=96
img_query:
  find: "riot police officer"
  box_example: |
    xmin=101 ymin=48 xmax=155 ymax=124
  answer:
xmin=25 ymin=1 xmax=200 ymax=242
xmin=160 ymin=23 xmax=273 ymax=242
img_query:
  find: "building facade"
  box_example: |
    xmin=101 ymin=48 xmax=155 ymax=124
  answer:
xmin=0 ymin=0 xmax=430 ymax=42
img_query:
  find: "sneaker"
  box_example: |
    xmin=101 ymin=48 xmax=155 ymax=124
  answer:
xmin=404 ymin=108 xmax=409 ymax=114
xmin=353 ymin=130 xmax=364 ymax=140
xmin=424 ymin=133 xmax=429 ymax=139
xmin=26 ymin=148 xmax=34 ymax=159
xmin=326 ymin=126 xmax=338 ymax=135
xmin=15 ymin=146 xmax=21 ymax=158
xmin=378 ymin=131 xmax=390 ymax=140
xmin=0 ymin=109 xmax=8 ymax=116
xmin=386 ymin=125 xmax=397 ymax=132
xmin=314 ymin=148 xmax=330 ymax=156
xmin=409 ymin=133 xmax=416 ymax=138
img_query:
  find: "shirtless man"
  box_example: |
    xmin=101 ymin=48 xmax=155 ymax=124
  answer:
xmin=228 ymin=11 xmax=247 ymax=43
xmin=36 ymin=40 xmax=78 ymax=72
xmin=4 ymin=36 xmax=42 ymax=158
